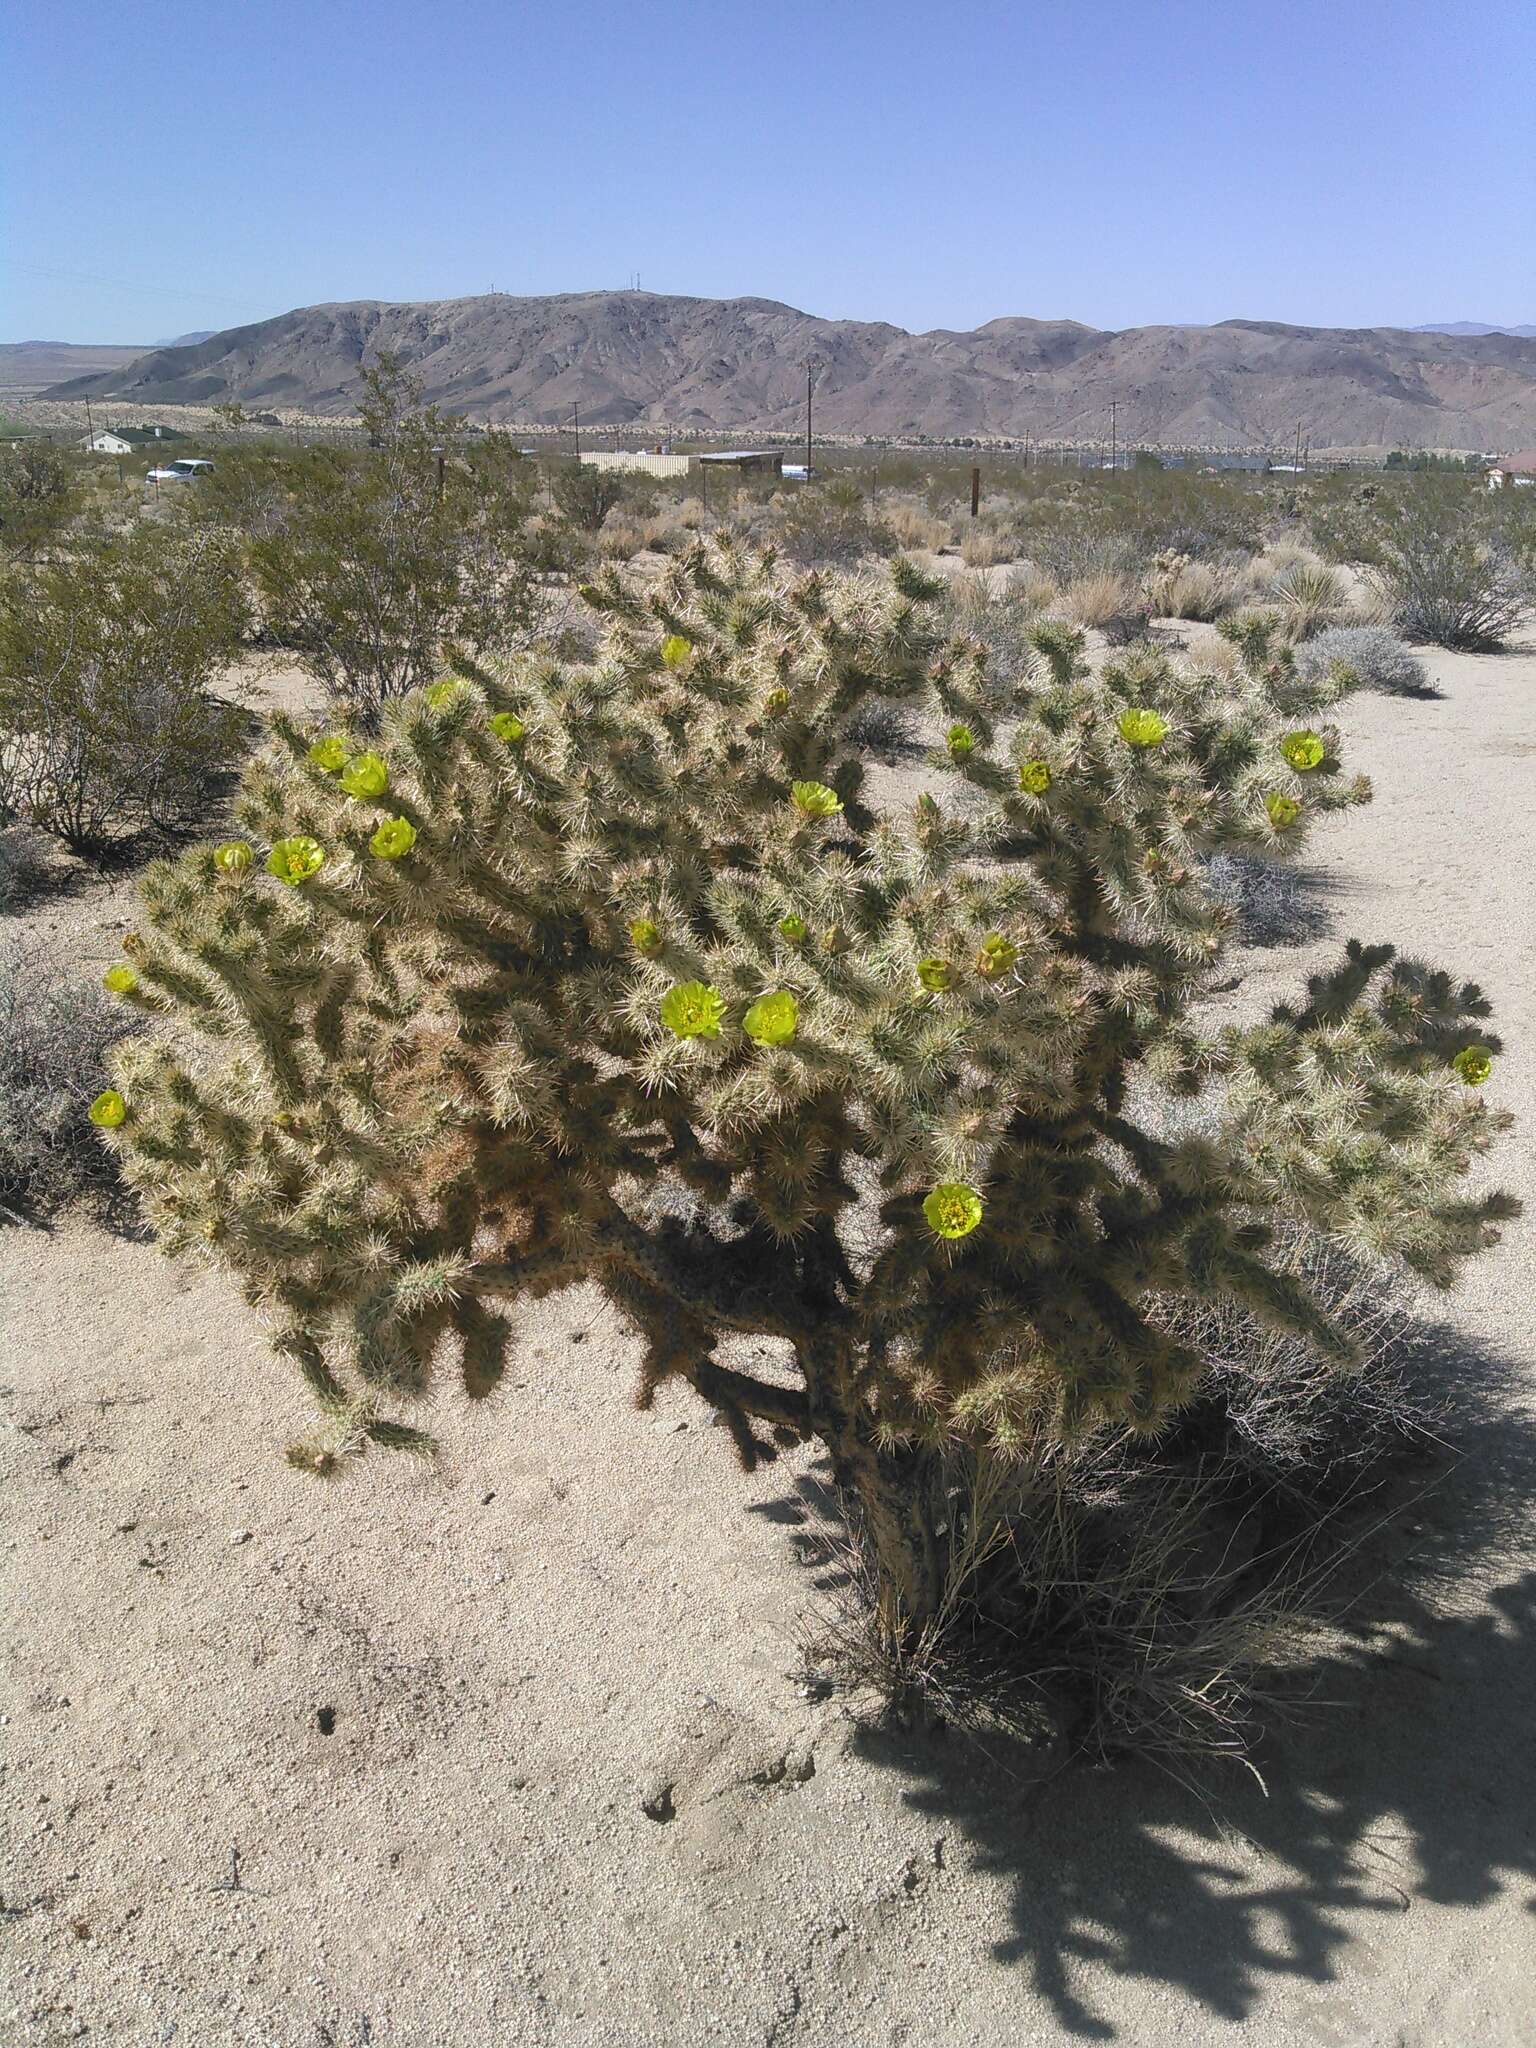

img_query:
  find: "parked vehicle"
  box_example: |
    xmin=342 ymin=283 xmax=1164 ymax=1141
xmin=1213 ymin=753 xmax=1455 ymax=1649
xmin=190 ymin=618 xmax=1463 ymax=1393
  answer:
xmin=146 ymin=457 xmax=215 ymax=485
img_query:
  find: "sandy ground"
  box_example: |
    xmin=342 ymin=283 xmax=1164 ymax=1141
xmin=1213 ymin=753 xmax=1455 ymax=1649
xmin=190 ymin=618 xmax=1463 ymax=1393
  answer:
xmin=4 ymin=635 xmax=1535 ymax=2046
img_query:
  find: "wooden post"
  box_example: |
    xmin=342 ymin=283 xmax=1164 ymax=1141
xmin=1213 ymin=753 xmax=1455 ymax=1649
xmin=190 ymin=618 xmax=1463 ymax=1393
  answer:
xmin=969 ymin=465 xmax=980 ymax=519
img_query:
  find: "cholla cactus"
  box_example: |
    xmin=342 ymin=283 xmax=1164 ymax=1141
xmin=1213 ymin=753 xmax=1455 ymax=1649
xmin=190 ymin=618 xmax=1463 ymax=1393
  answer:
xmin=100 ymin=537 xmax=1513 ymax=1639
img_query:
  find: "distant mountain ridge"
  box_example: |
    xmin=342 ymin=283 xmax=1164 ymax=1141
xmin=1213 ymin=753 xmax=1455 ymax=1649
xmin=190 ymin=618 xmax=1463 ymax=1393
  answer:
xmin=1 ymin=340 xmax=150 ymax=397
xmin=44 ymin=292 xmax=1536 ymax=449
xmin=1413 ymin=322 xmax=1536 ymax=338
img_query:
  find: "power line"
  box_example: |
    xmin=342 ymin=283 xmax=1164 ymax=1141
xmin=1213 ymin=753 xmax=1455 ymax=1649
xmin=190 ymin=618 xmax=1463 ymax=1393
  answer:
xmin=8 ymin=260 xmax=270 ymax=317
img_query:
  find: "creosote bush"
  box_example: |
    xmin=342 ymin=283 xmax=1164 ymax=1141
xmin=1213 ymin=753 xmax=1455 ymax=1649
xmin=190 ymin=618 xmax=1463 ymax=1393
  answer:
xmin=1367 ymin=496 xmax=1531 ymax=649
xmin=224 ymin=358 xmax=544 ymax=723
xmin=98 ymin=537 xmax=1515 ymax=1706
xmin=0 ymin=523 xmax=248 ymax=850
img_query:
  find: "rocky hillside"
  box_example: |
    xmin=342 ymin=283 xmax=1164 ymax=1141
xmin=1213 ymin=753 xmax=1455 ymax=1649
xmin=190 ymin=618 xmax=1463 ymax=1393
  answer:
xmin=46 ymin=291 xmax=1536 ymax=449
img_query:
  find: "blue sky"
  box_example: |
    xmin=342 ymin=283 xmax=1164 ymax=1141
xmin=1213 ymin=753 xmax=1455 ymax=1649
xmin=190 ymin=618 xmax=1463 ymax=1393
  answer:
xmin=4 ymin=0 xmax=1533 ymax=342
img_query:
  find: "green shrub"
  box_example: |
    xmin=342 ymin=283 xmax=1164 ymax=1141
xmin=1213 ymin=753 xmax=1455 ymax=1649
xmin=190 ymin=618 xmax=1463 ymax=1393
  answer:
xmin=98 ymin=540 xmax=1514 ymax=1700
xmin=0 ymin=441 xmax=79 ymax=561
xmin=1368 ymin=495 xmax=1531 ymax=649
xmin=231 ymin=359 xmax=544 ymax=722
xmin=0 ymin=524 xmax=248 ymax=851
xmin=549 ymin=463 xmax=625 ymax=533
xmin=772 ymin=479 xmax=895 ymax=566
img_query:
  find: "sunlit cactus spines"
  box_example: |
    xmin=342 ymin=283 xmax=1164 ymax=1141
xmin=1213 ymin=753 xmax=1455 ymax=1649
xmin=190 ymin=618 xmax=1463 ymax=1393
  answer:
xmin=100 ymin=536 xmax=1516 ymax=1645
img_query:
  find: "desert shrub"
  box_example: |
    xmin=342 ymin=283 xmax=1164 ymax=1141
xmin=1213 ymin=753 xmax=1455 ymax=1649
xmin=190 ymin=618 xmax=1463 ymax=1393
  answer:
xmin=883 ymin=498 xmax=953 ymax=553
xmin=0 ymin=938 xmax=136 ymax=1212
xmin=1203 ymin=849 xmax=1332 ymax=947
xmin=0 ymin=524 xmax=249 ymax=851
xmin=549 ymin=463 xmax=625 ymax=534
xmin=1022 ymin=523 xmax=1145 ymax=587
xmin=1296 ymin=624 xmax=1429 ymax=697
xmin=1267 ymin=558 xmax=1350 ymax=642
xmin=959 ymin=526 xmax=1011 ymax=569
xmin=98 ymin=540 xmax=1514 ymax=1725
xmin=0 ymin=441 xmax=80 ymax=561
xmin=814 ymin=1228 xmax=1427 ymax=1757
xmin=941 ymin=571 xmax=1049 ymax=679
xmin=234 ymin=359 xmax=544 ymax=722
xmin=772 ymin=479 xmax=895 ymax=566
xmin=1143 ymin=552 xmax=1245 ymax=621
xmin=1367 ymin=495 xmax=1531 ymax=649
xmin=1060 ymin=570 xmax=1153 ymax=643
xmin=0 ymin=824 xmax=52 ymax=908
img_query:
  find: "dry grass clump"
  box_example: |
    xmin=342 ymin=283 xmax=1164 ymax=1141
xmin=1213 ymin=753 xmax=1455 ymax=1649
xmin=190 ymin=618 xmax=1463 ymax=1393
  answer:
xmin=943 ymin=570 xmax=1053 ymax=676
xmin=595 ymin=499 xmax=707 ymax=562
xmin=1061 ymin=570 xmax=1153 ymax=643
xmin=1007 ymin=565 xmax=1061 ymax=613
xmin=0 ymin=937 xmax=137 ymax=1214
xmin=959 ymin=525 xmax=1013 ymax=569
xmin=882 ymin=496 xmax=954 ymax=554
xmin=1143 ymin=551 xmax=1246 ymax=621
xmin=805 ymin=1231 xmax=1430 ymax=1768
xmin=0 ymin=824 xmax=53 ymax=909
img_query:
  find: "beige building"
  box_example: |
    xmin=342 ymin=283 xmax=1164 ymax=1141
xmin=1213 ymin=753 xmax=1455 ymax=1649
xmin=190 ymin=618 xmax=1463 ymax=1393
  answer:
xmin=1485 ymin=450 xmax=1536 ymax=488
xmin=578 ymin=450 xmax=691 ymax=479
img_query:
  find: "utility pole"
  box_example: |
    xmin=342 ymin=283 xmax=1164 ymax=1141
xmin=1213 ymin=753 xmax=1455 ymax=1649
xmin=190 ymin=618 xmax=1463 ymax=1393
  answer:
xmin=572 ymin=404 xmax=581 ymax=461
xmin=970 ymin=465 xmax=981 ymax=519
xmin=85 ymin=394 xmax=95 ymax=449
xmin=1110 ymin=399 xmax=1117 ymax=474
xmin=1294 ymin=420 xmax=1303 ymax=472
xmin=805 ymin=359 xmax=814 ymax=479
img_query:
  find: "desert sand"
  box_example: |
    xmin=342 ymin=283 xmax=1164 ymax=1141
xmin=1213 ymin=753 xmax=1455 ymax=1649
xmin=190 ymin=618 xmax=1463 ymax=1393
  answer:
xmin=4 ymin=635 xmax=1534 ymax=2046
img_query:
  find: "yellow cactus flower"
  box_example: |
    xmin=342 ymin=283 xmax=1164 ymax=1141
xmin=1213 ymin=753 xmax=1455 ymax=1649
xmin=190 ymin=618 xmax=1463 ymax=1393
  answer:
xmin=659 ymin=981 xmax=726 ymax=1040
xmin=103 ymin=964 xmax=138 ymax=995
xmin=339 ymin=752 xmax=390 ymax=800
xmin=369 ymin=817 xmax=417 ymax=859
xmin=489 ymin=711 xmax=525 ymax=743
xmin=1119 ymin=708 xmax=1169 ymax=748
xmin=1265 ymin=792 xmax=1301 ymax=831
xmin=1018 ymin=758 xmax=1052 ymax=795
xmin=976 ymin=932 xmax=1019 ymax=980
xmin=791 ymin=780 xmax=843 ymax=818
xmin=307 ymin=735 xmax=348 ymax=773
xmin=89 ymin=1088 xmax=128 ymax=1129
xmin=1280 ymin=729 xmax=1326 ymax=772
xmin=213 ymin=839 xmax=253 ymax=876
xmin=923 ymin=1182 xmax=983 ymax=1239
xmin=917 ymin=958 xmax=954 ymax=992
xmin=1452 ymin=1044 xmax=1493 ymax=1086
xmin=946 ymin=723 xmax=976 ymax=761
xmin=660 ymin=634 xmax=693 ymax=670
xmin=743 ymin=991 xmax=798 ymax=1047
xmin=425 ymin=678 xmax=463 ymax=707
xmin=266 ymin=835 xmax=326 ymax=886
xmin=764 ymin=687 xmax=791 ymax=715
xmin=629 ymin=918 xmax=664 ymax=956
xmin=777 ymin=913 xmax=807 ymax=944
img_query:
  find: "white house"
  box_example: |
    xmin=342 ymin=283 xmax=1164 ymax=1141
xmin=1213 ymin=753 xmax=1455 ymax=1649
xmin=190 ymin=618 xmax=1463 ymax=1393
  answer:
xmin=1485 ymin=449 xmax=1536 ymax=488
xmin=84 ymin=430 xmax=134 ymax=456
